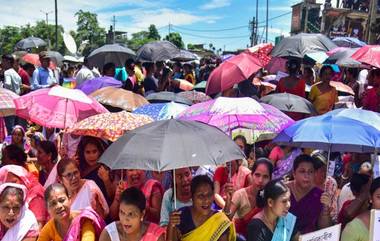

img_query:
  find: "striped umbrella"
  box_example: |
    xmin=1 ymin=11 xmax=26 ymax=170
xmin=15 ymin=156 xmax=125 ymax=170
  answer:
xmin=0 ymin=88 xmax=19 ymax=117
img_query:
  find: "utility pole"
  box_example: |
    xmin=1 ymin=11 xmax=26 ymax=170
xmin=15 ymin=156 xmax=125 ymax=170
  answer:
xmin=266 ymin=0 xmax=269 ymax=43
xmin=54 ymin=0 xmax=58 ymax=50
xmin=168 ymin=23 xmax=171 ymax=35
xmin=112 ymin=15 xmax=116 ymax=43
xmin=368 ymin=0 xmax=378 ymax=44
xmin=249 ymin=17 xmax=256 ymax=47
xmin=304 ymin=5 xmax=309 ymax=33
xmin=40 ymin=10 xmax=53 ymax=49
xmin=255 ymin=0 xmax=259 ymax=45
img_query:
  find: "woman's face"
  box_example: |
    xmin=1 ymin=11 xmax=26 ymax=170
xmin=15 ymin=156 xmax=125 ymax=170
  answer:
xmin=321 ymin=69 xmax=333 ymax=83
xmin=36 ymin=147 xmax=51 ymax=167
xmin=175 ymin=168 xmax=192 ymax=195
xmin=294 ymin=162 xmax=315 ymax=190
xmin=60 ymin=163 xmax=81 ymax=193
xmin=269 ymin=190 xmax=291 ymax=217
xmin=84 ymin=143 xmax=100 ymax=167
xmin=47 ymin=188 xmax=71 ymax=221
xmin=252 ymin=164 xmax=271 ymax=190
xmin=0 ymin=193 xmax=23 ymax=228
xmin=5 ymin=173 xmax=23 ymax=185
xmin=119 ymin=202 xmax=144 ymax=235
xmin=192 ymin=183 xmax=214 ymax=216
xmin=127 ymin=170 xmax=145 ymax=188
xmin=314 ymin=166 xmax=327 ymax=186
xmin=371 ymin=187 xmax=380 ymax=209
xmin=235 ymin=139 xmax=245 ymax=151
xmin=11 ymin=129 xmax=23 ymax=145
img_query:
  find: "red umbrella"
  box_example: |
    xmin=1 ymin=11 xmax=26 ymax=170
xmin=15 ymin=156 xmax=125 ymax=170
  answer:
xmin=206 ymin=52 xmax=263 ymax=95
xmin=245 ymin=43 xmax=273 ymax=66
xmin=351 ymin=45 xmax=380 ymax=68
xmin=21 ymin=53 xmax=56 ymax=69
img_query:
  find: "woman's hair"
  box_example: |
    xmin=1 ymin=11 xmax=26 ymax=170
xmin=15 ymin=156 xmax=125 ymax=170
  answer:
xmin=57 ymin=158 xmax=79 ymax=177
xmin=11 ymin=125 xmax=25 ymax=137
xmin=370 ymin=177 xmax=380 ymax=196
xmin=233 ymin=135 xmax=247 ymax=146
xmin=287 ymin=59 xmax=301 ymax=75
xmin=311 ymin=151 xmax=327 ymax=170
xmin=256 ymin=179 xmax=288 ymax=208
xmin=2 ymin=144 xmax=27 ymax=165
xmin=0 ymin=186 xmax=24 ymax=204
xmin=76 ymin=136 xmax=106 ymax=172
xmin=293 ymin=154 xmax=316 ymax=171
xmin=350 ymin=173 xmax=370 ymax=195
xmin=191 ymin=175 xmax=214 ymax=197
xmin=44 ymin=183 xmax=69 ymax=204
xmin=319 ymin=65 xmax=334 ymax=78
xmin=252 ymin=158 xmax=274 ymax=176
xmin=37 ymin=141 xmax=58 ymax=161
xmin=120 ymin=187 xmax=146 ymax=212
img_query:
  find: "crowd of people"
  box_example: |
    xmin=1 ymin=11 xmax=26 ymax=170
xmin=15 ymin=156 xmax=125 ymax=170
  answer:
xmin=0 ymin=47 xmax=379 ymax=241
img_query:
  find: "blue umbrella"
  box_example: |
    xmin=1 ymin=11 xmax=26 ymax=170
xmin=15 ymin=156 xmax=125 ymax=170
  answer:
xmin=325 ymin=108 xmax=380 ymax=131
xmin=76 ymin=76 xmax=122 ymax=95
xmin=133 ymin=102 xmax=188 ymax=120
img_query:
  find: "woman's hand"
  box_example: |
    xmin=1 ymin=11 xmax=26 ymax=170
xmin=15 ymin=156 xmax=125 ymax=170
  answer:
xmin=223 ymin=182 xmax=234 ymax=201
xmin=114 ymin=181 xmax=125 ymax=202
xmin=168 ymin=211 xmax=182 ymax=227
xmin=98 ymin=165 xmax=111 ymax=183
xmin=320 ymin=192 xmax=332 ymax=210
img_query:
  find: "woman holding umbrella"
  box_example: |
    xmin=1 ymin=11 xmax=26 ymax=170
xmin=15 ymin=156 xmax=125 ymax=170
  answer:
xmin=276 ymin=59 xmax=305 ymax=98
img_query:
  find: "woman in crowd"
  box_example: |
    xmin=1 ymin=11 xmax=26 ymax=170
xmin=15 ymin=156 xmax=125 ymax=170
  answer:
xmin=183 ymin=63 xmax=195 ymax=85
xmin=36 ymin=140 xmax=59 ymax=188
xmin=100 ymin=187 xmax=165 ymax=241
xmin=111 ymin=169 xmax=163 ymax=223
xmin=0 ymin=183 xmax=39 ymax=241
xmin=287 ymin=154 xmax=332 ymax=234
xmin=1 ymin=144 xmax=38 ymax=176
xmin=42 ymin=127 xmax=60 ymax=148
xmin=276 ymin=59 xmax=305 ymax=98
xmin=57 ymin=158 xmax=109 ymax=219
xmin=309 ymin=65 xmax=338 ymax=115
xmin=38 ymin=183 xmax=105 ymax=241
xmin=160 ymin=168 xmax=192 ymax=227
xmin=227 ymin=158 xmax=273 ymax=237
xmin=361 ymin=69 xmax=380 ymax=112
xmin=341 ymin=177 xmax=380 ymax=240
xmin=247 ymin=180 xmax=297 ymax=241
xmin=4 ymin=125 xmax=30 ymax=153
xmin=77 ymin=136 xmax=114 ymax=204
xmin=28 ymin=132 xmax=45 ymax=158
xmin=0 ymin=165 xmax=46 ymax=227
xmin=167 ymin=175 xmax=236 ymax=241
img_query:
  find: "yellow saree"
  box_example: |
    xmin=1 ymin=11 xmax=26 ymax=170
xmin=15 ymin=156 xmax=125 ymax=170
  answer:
xmin=182 ymin=211 xmax=236 ymax=241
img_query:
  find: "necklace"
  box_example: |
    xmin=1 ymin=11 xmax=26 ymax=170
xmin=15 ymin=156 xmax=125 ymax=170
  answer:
xmin=262 ymin=214 xmax=276 ymax=232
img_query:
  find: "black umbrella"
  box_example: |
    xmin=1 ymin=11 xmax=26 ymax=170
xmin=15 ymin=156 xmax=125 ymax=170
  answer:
xmin=260 ymin=93 xmax=316 ymax=115
xmin=172 ymin=49 xmax=199 ymax=62
xmin=271 ymin=33 xmax=337 ymax=58
xmin=47 ymin=51 xmax=64 ymax=66
xmin=325 ymin=48 xmax=362 ymax=67
xmin=15 ymin=37 xmax=47 ymax=50
xmin=146 ymin=91 xmax=193 ymax=105
xmin=87 ymin=44 xmax=136 ymax=69
xmin=136 ymin=41 xmax=180 ymax=62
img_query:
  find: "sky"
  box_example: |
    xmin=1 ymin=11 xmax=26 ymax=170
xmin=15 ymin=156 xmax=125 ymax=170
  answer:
xmin=0 ymin=0 xmax=331 ymax=51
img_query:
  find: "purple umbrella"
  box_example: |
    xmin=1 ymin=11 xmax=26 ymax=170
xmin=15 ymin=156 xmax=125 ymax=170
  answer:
xmin=77 ymin=76 xmax=122 ymax=95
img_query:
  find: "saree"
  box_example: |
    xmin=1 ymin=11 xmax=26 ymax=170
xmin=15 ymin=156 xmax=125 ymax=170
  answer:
xmin=234 ymin=207 xmax=261 ymax=237
xmin=271 ymin=212 xmax=297 ymax=241
xmin=141 ymin=179 xmax=164 ymax=224
xmin=44 ymin=161 xmax=59 ymax=189
xmin=309 ymin=84 xmax=338 ymax=115
xmin=63 ymin=207 xmax=105 ymax=241
xmin=0 ymin=183 xmax=39 ymax=241
xmin=182 ymin=211 xmax=236 ymax=241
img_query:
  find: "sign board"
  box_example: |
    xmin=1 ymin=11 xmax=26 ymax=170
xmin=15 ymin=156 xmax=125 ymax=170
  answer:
xmin=299 ymin=224 xmax=341 ymax=241
xmin=370 ymin=209 xmax=380 ymax=241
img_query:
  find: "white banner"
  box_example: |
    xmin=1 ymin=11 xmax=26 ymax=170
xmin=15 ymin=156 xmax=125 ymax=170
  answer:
xmin=299 ymin=224 xmax=341 ymax=241
xmin=370 ymin=209 xmax=380 ymax=241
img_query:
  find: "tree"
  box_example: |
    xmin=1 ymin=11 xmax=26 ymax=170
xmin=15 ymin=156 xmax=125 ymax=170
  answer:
xmin=75 ymin=10 xmax=106 ymax=56
xmin=127 ymin=31 xmax=151 ymax=50
xmin=147 ymin=24 xmax=160 ymax=40
xmin=32 ymin=21 xmax=65 ymax=53
xmin=164 ymin=32 xmax=184 ymax=49
xmin=0 ymin=26 xmax=21 ymax=54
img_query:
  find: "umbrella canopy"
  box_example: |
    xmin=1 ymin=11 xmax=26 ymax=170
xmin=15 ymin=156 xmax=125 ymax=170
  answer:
xmin=206 ymin=52 xmax=263 ymax=95
xmin=47 ymin=51 xmax=64 ymax=66
xmin=325 ymin=47 xmax=362 ymax=67
xmin=136 ymin=41 xmax=180 ymax=62
xmin=21 ymin=53 xmax=58 ymax=68
xmin=14 ymin=86 xmax=108 ymax=129
xmin=332 ymin=37 xmax=366 ymax=48
xmin=76 ymin=76 xmax=122 ymax=95
xmin=98 ymin=119 xmax=245 ymax=171
xmin=194 ymin=81 xmax=207 ymax=92
xmin=90 ymin=86 xmax=148 ymax=112
xmin=67 ymin=111 xmax=153 ymax=142
xmin=178 ymin=97 xmax=294 ymax=136
xmin=15 ymin=37 xmax=46 ymax=50
xmin=177 ymin=91 xmax=211 ymax=104
xmin=133 ymin=102 xmax=188 ymax=120
xmin=260 ymin=93 xmax=316 ymax=114
xmin=273 ymin=110 xmax=380 ymax=153
xmin=351 ymin=45 xmax=380 ymax=69
xmin=146 ymin=91 xmax=193 ymax=105
xmin=87 ymin=44 xmax=136 ymax=69
xmin=271 ymin=33 xmax=337 ymax=58
xmin=0 ymin=88 xmax=19 ymax=117
xmin=172 ymin=50 xmax=199 ymax=62
xmin=265 ymin=57 xmax=287 ymax=74
xmin=330 ymin=81 xmax=355 ymax=95
xmin=245 ymin=43 xmax=273 ymax=66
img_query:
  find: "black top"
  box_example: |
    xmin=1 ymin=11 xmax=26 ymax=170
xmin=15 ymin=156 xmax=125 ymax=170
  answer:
xmin=143 ymin=76 xmax=158 ymax=93
xmin=247 ymin=219 xmax=273 ymax=241
xmin=84 ymin=167 xmax=111 ymax=205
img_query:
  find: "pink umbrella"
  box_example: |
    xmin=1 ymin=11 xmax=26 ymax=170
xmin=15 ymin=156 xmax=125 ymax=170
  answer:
xmin=14 ymin=86 xmax=108 ymax=129
xmin=206 ymin=53 xmax=263 ymax=95
xmin=265 ymin=57 xmax=287 ymax=74
xmin=245 ymin=43 xmax=273 ymax=66
xmin=326 ymin=47 xmax=350 ymax=56
xmin=351 ymin=45 xmax=380 ymax=69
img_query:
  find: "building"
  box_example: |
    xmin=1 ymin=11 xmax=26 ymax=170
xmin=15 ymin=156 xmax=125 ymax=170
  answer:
xmin=291 ymin=0 xmax=322 ymax=34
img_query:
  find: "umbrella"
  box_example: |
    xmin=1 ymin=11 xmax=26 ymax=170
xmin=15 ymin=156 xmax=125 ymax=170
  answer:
xmin=145 ymin=91 xmax=193 ymax=105
xmin=76 ymin=76 xmax=122 ymax=95
xmin=90 ymin=86 xmax=148 ymax=111
xmin=172 ymin=50 xmax=199 ymax=62
xmin=87 ymin=44 xmax=136 ymax=69
xmin=221 ymin=54 xmax=235 ymax=61
xmin=14 ymin=86 xmax=108 ymax=129
xmin=330 ymin=81 xmax=355 ymax=95
xmin=265 ymin=57 xmax=287 ymax=74
xmin=206 ymin=52 xmax=263 ymax=95
xmin=12 ymin=51 xmax=28 ymax=59
xmin=0 ymin=88 xmax=19 ymax=117
xmin=271 ymin=33 xmax=337 ymax=58
xmin=245 ymin=43 xmax=273 ymax=66
xmin=177 ymin=91 xmax=211 ymax=104
xmin=194 ymin=81 xmax=207 ymax=92
xmin=133 ymin=102 xmax=188 ymax=120
xmin=136 ymin=41 xmax=180 ymax=62
xmin=47 ymin=51 xmax=64 ymax=66
xmin=15 ymin=37 xmax=46 ymax=50
xmin=332 ymin=37 xmax=367 ymax=48
xmin=21 ymin=53 xmax=57 ymax=69
xmin=351 ymin=45 xmax=380 ymax=69
xmin=98 ymin=119 xmax=245 ymax=171
xmin=325 ymin=47 xmax=362 ymax=67
xmin=67 ymin=111 xmax=153 ymax=142
xmin=178 ymin=97 xmax=294 ymax=137
xmin=273 ymin=110 xmax=380 ymax=153
xmin=260 ymin=93 xmax=316 ymax=115
xmin=305 ymin=51 xmax=329 ymax=64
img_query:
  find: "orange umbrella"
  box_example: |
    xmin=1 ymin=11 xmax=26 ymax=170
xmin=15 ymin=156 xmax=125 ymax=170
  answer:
xmin=330 ymin=81 xmax=355 ymax=95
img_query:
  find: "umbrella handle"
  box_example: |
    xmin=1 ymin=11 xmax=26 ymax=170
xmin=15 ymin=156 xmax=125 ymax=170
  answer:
xmin=173 ymin=169 xmax=177 ymax=210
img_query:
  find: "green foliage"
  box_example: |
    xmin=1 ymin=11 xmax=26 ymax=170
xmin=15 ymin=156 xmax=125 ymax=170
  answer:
xmin=127 ymin=24 xmax=162 ymax=50
xmin=164 ymin=32 xmax=184 ymax=49
xmin=147 ymin=24 xmax=160 ymax=40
